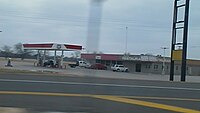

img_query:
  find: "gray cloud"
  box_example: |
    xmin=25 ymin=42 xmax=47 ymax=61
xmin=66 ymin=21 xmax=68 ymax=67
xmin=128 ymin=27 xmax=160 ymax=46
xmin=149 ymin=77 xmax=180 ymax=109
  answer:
xmin=0 ymin=0 xmax=199 ymax=59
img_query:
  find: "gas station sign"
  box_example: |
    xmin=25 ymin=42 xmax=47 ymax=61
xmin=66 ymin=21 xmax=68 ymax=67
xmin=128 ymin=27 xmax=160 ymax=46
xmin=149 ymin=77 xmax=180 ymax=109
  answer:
xmin=172 ymin=50 xmax=182 ymax=61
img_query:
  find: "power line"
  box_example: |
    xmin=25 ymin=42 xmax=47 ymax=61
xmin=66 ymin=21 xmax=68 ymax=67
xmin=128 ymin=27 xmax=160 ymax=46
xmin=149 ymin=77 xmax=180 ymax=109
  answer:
xmin=0 ymin=9 xmax=168 ymax=26
xmin=0 ymin=13 xmax=171 ymax=29
xmin=0 ymin=10 xmax=199 ymax=32
xmin=0 ymin=16 xmax=173 ymax=32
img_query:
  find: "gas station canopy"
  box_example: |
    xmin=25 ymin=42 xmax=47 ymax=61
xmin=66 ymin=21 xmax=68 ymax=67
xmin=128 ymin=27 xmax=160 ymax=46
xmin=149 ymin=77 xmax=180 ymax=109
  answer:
xmin=22 ymin=43 xmax=83 ymax=68
xmin=23 ymin=43 xmax=82 ymax=51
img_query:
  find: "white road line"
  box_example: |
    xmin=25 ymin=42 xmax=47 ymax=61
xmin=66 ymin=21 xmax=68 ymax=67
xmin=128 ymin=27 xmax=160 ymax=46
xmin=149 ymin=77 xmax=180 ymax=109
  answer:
xmin=0 ymin=79 xmax=200 ymax=91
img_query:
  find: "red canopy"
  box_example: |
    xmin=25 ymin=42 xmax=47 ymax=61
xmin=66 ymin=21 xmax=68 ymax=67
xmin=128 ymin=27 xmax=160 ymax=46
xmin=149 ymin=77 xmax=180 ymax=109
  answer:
xmin=23 ymin=43 xmax=82 ymax=51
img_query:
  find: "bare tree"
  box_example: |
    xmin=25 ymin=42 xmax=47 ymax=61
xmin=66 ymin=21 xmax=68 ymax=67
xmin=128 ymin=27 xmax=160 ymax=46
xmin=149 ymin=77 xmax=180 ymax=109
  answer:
xmin=14 ymin=43 xmax=23 ymax=54
xmin=2 ymin=45 xmax=12 ymax=53
xmin=1 ymin=45 xmax=13 ymax=58
xmin=14 ymin=43 xmax=33 ymax=60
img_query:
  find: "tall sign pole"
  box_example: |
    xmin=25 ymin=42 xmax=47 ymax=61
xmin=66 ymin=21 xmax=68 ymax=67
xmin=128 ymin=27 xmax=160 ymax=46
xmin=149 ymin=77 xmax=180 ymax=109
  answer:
xmin=170 ymin=0 xmax=178 ymax=81
xmin=170 ymin=0 xmax=190 ymax=82
xmin=181 ymin=0 xmax=190 ymax=81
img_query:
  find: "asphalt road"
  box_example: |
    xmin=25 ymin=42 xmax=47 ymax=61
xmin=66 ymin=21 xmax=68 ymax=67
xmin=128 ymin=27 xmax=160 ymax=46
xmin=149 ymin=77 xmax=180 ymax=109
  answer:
xmin=0 ymin=73 xmax=200 ymax=113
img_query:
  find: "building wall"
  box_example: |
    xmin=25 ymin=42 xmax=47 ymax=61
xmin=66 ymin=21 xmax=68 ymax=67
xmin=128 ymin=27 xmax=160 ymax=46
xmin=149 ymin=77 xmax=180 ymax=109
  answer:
xmin=151 ymin=63 xmax=162 ymax=74
xmin=141 ymin=63 xmax=152 ymax=73
xmin=122 ymin=61 xmax=198 ymax=76
xmin=191 ymin=66 xmax=200 ymax=76
xmin=174 ymin=65 xmax=181 ymax=75
xmin=124 ymin=62 xmax=167 ymax=74
xmin=123 ymin=61 xmax=164 ymax=74
xmin=123 ymin=61 xmax=136 ymax=72
xmin=165 ymin=64 xmax=171 ymax=74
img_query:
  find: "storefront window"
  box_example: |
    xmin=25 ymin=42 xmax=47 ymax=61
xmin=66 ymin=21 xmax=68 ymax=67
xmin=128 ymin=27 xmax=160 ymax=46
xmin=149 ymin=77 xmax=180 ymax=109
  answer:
xmin=146 ymin=65 xmax=151 ymax=69
xmin=96 ymin=59 xmax=101 ymax=63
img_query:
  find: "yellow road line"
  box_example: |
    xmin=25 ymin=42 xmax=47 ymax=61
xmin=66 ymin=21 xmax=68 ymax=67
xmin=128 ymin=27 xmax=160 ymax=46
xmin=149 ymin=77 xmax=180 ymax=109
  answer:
xmin=122 ymin=96 xmax=200 ymax=102
xmin=0 ymin=91 xmax=88 ymax=97
xmin=92 ymin=95 xmax=200 ymax=113
xmin=0 ymin=91 xmax=200 ymax=113
xmin=1 ymin=91 xmax=199 ymax=102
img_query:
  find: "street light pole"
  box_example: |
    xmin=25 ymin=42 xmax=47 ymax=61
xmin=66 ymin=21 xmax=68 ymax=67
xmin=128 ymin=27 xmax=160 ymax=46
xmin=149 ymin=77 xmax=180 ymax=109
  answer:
xmin=125 ymin=26 xmax=128 ymax=54
xmin=161 ymin=47 xmax=168 ymax=75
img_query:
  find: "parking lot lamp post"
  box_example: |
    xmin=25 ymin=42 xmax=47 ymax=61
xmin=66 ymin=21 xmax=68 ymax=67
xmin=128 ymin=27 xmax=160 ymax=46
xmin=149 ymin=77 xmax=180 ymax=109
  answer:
xmin=161 ymin=47 xmax=168 ymax=75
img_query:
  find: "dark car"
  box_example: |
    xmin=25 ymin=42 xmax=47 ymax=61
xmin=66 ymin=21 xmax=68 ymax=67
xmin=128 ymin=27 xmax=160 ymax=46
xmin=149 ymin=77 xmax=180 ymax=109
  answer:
xmin=43 ymin=60 xmax=54 ymax=67
xmin=90 ymin=63 xmax=107 ymax=70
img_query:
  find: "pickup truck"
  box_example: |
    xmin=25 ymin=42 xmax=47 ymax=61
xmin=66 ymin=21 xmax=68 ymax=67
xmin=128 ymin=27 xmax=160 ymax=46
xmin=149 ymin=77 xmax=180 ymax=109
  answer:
xmin=68 ymin=61 xmax=90 ymax=68
xmin=111 ymin=64 xmax=129 ymax=72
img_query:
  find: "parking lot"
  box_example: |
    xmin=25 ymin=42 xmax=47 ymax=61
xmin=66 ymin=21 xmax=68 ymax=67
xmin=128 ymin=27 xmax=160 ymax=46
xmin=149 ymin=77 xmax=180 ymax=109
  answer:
xmin=1 ymin=57 xmax=200 ymax=83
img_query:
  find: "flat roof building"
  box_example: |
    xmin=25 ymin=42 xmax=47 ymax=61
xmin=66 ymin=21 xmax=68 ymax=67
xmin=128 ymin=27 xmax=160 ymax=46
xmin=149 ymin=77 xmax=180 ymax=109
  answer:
xmin=81 ymin=53 xmax=200 ymax=76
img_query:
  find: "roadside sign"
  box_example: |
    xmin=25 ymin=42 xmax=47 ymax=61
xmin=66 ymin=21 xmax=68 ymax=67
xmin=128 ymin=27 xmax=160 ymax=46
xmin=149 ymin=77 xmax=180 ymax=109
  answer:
xmin=172 ymin=50 xmax=182 ymax=61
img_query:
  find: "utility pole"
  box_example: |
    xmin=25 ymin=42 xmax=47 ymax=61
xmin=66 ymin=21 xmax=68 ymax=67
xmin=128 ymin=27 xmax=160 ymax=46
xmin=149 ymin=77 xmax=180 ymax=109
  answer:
xmin=161 ymin=47 xmax=169 ymax=75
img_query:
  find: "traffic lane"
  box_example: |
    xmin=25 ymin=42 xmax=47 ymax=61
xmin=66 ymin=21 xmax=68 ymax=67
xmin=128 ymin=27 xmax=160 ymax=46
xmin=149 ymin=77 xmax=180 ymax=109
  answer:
xmin=0 ymin=73 xmax=200 ymax=89
xmin=1 ymin=73 xmax=200 ymax=112
xmin=127 ymin=98 xmax=200 ymax=111
xmin=0 ymin=95 xmax=94 ymax=112
xmin=0 ymin=80 xmax=200 ymax=99
xmin=0 ymin=91 xmax=199 ymax=113
xmin=0 ymin=94 xmax=172 ymax=113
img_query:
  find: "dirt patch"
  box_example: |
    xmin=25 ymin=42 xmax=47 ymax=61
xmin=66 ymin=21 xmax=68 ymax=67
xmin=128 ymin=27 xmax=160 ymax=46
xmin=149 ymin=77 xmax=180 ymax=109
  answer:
xmin=0 ymin=107 xmax=28 ymax=113
xmin=0 ymin=67 xmax=53 ymax=75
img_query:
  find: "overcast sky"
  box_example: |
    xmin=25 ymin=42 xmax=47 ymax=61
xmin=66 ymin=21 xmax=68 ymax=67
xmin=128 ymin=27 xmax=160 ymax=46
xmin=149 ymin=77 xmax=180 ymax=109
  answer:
xmin=0 ymin=0 xmax=199 ymax=59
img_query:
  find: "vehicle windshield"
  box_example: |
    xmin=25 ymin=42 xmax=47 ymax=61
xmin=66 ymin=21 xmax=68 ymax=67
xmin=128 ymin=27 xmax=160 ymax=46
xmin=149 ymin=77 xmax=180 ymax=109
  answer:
xmin=0 ymin=0 xmax=200 ymax=113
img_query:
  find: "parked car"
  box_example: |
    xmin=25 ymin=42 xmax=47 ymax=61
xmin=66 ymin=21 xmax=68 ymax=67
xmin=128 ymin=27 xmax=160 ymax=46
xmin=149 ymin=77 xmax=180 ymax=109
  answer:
xmin=68 ymin=60 xmax=91 ymax=68
xmin=43 ymin=60 xmax=54 ymax=67
xmin=90 ymin=63 xmax=107 ymax=70
xmin=111 ymin=64 xmax=129 ymax=72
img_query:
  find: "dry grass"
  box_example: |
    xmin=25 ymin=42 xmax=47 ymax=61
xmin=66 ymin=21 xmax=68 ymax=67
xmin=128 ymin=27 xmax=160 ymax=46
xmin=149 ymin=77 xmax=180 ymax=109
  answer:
xmin=0 ymin=68 xmax=43 ymax=74
xmin=0 ymin=57 xmax=35 ymax=63
xmin=0 ymin=107 xmax=27 ymax=113
xmin=0 ymin=67 xmax=61 ymax=76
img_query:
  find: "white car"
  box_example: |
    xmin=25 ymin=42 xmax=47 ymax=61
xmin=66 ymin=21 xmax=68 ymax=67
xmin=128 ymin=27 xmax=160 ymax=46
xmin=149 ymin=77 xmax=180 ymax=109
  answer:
xmin=111 ymin=64 xmax=129 ymax=72
xmin=68 ymin=61 xmax=90 ymax=68
xmin=78 ymin=61 xmax=91 ymax=68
